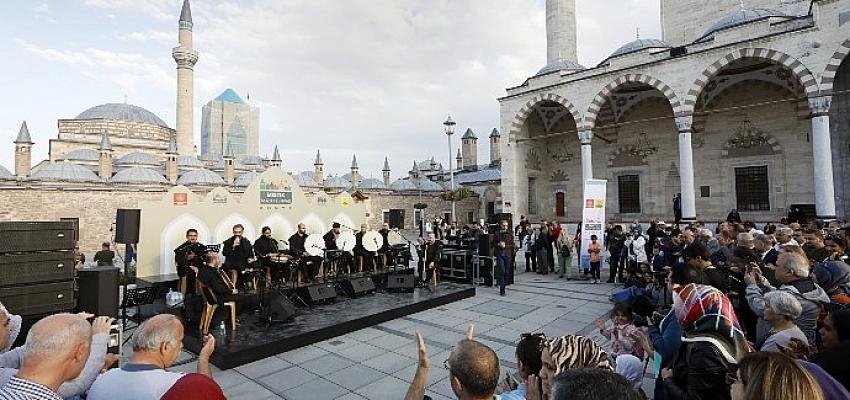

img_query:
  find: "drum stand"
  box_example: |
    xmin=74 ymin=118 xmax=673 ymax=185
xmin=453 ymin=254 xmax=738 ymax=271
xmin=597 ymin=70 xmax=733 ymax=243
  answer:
xmin=283 ymin=256 xmax=309 ymax=308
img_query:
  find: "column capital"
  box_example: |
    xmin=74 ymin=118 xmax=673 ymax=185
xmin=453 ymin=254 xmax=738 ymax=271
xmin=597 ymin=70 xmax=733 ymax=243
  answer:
xmin=809 ymin=96 xmax=832 ymax=117
xmin=577 ymin=129 xmax=592 ymax=145
xmin=675 ymin=114 xmax=694 ymax=132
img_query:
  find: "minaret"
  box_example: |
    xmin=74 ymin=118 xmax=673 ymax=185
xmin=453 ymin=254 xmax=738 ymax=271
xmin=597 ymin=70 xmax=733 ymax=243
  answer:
xmin=456 ymin=148 xmax=463 ymax=170
xmin=382 ymin=157 xmax=391 ymax=186
xmin=98 ymin=132 xmax=113 ymax=180
xmin=490 ymin=128 xmax=501 ymax=163
xmin=172 ymin=0 xmax=198 ymax=156
xmin=14 ymin=121 xmax=33 ymax=178
xmin=223 ymin=143 xmax=235 ymax=185
xmin=165 ymin=137 xmax=179 ymax=183
xmin=546 ymin=0 xmax=578 ymax=64
xmin=461 ymin=128 xmax=477 ymax=170
xmin=411 ymin=160 xmax=420 ymax=179
xmin=350 ymin=154 xmax=360 ymax=189
xmin=270 ymin=145 xmax=282 ymax=168
xmin=314 ymin=149 xmax=324 ymax=183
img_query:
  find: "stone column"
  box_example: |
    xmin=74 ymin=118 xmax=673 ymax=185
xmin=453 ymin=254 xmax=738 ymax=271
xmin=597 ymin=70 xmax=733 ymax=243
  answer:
xmin=810 ymin=96 xmax=836 ymax=220
xmin=676 ymin=115 xmax=697 ymax=223
xmin=578 ymin=129 xmax=593 ymax=185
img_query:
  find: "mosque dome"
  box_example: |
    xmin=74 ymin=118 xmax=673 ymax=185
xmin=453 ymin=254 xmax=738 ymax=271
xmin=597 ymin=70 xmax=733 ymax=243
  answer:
xmin=31 ymin=161 xmax=101 ymax=182
xmin=535 ymin=59 xmax=586 ymax=76
xmin=608 ymin=38 xmax=671 ymax=59
xmin=293 ymin=173 xmax=320 ymax=188
xmin=237 ymin=155 xmax=266 ymax=167
xmin=235 ymin=171 xmax=261 ymax=187
xmin=359 ymin=178 xmax=387 ymax=191
xmin=75 ymin=103 xmax=169 ymax=128
xmin=110 ymin=167 xmax=168 ymax=184
xmin=390 ymin=179 xmax=417 ymax=192
xmin=0 ymin=164 xmax=13 ymax=179
xmin=698 ymin=8 xmax=789 ymax=42
xmin=116 ymin=152 xmax=162 ymax=167
xmin=176 ymin=168 xmax=225 ymax=186
xmin=177 ymin=155 xmax=204 ymax=168
xmin=63 ymin=148 xmax=100 ymax=162
xmin=418 ymin=179 xmax=444 ymax=192
xmin=323 ymin=176 xmax=349 ymax=189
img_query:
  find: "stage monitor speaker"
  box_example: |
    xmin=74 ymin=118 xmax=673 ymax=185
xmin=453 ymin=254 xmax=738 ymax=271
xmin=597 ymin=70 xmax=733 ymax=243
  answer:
xmin=264 ymin=290 xmax=296 ymax=321
xmin=477 ymin=233 xmax=492 ymax=257
xmin=385 ymin=273 xmax=415 ymax=292
xmin=77 ymin=267 xmax=120 ymax=317
xmin=115 ymin=209 xmax=140 ymax=244
xmin=341 ymin=277 xmax=375 ymax=297
xmin=297 ymin=283 xmax=337 ymax=305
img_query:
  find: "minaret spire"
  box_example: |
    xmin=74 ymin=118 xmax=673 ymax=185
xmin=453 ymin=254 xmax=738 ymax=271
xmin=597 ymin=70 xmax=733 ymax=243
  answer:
xmin=173 ymin=0 xmax=198 ymax=156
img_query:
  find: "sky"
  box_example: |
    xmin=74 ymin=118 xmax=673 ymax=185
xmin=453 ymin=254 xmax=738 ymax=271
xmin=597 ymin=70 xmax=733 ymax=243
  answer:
xmin=0 ymin=0 xmax=661 ymax=179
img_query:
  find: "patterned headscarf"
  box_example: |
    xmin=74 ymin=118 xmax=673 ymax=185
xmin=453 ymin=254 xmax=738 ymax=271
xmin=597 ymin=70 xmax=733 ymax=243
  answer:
xmin=673 ymin=283 xmax=745 ymax=343
xmin=546 ymin=335 xmax=612 ymax=374
xmin=814 ymin=261 xmax=850 ymax=293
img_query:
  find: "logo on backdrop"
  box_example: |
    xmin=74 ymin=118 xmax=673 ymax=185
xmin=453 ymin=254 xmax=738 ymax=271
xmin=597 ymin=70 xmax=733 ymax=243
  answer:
xmin=173 ymin=193 xmax=188 ymax=206
xmin=259 ymin=178 xmax=293 ymax=205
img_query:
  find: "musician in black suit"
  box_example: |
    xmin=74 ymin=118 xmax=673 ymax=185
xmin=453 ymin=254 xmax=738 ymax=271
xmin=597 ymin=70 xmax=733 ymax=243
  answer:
xmin=254 ymin=226 xmax=287 ymax=282
xmin=378 ymin=222 xmax=391 ymax=268
xmin=289 ymin=223 xmax=322 ymax=282
xmin=354 ymin=223 xmax=375 ymax=271
xmin=174 ymin=228 xmax=206 ymax=294
xmin=196 ymin=252 xmax=256 ymax=314
xmin=418 ymin=233 xmax=441 ymax=287
xmin=222 ymin=224 xmax=254 ymax=288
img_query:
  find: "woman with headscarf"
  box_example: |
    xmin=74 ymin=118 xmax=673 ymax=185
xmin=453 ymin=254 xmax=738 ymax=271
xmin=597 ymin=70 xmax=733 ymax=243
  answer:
xmin=814 ymin=308 xmax=850 ymax=391
xmin=526 ymin=335 xmax=612 ymax=400
xmin=615 ymin=354 xmax=648 ymax=400
xmin=813 ymin=260 xmax=850 ymax=304
xmin=661 ymin=283 xmax=749 ymax=400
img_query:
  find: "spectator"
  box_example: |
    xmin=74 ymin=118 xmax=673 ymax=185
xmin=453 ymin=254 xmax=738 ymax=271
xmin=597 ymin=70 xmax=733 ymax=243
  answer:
xmin=624 ymin=233 xmax=647 ymax=276
xmin=87 ymin=314 xmax=217 ymax=400
xmin=0 ymin=314 xmax=95 ymax=400
xmin=607 ymin=226 xmax=626 ymax=283
xmin=535 ymin=227 xmax=551 ymax=275
xmin=813 ymin=260 xmax=850 ymax=305
xmin=594 ymin=303 xmax=645 ymax=360
xmin=588 ymin=235 xmax=602 ymax=283
xmin=745 ymin=252 xmax=830 ymax=345
xmin=813 ymin=308 xmax=850 ymax=390
xmin=0 ymin=303 xmax=21 ymax=353
xmin=797 ymin=360 xmax=850 ymax=400
xmin=497 ymin=333 xmax=545 ymax=400
xmin=806 ymin=230 xmax=831 ymax=263
xmin=93 ymin=242 xmax=115 ymax=267
xmin=731 ymin=352 xmax=823 ymax=400
xmin=615 ymin=354 xmax=648 ymax=400
xmin=758 ymin=291 xmax=807 ymax=352
xmin=682 ymin=241 xmax=726 ymax=292
xmin=522 ymin=226 xmax=536 ymax=273
xmin=774 ymin=227 xmax=798 ymax=250
xmin=551 ymin=369 xmax=640 ymax=400
xmin=556 ymin=227 xmax=574 ymax=280
xmin=160 ymin=373 xmax=225 ymax=400
xmin=526 ymin=335 xmax=612 ymax=400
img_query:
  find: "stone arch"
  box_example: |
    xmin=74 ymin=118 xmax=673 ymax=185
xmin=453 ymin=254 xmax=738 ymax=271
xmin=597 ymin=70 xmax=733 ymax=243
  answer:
xmin=821 ymin=38 xmax=850 ymax=95
xmin=584 ymin=74 xmax=683 ymax=130
xmin=509 ymin=93 xmax=581 ymax=138
xmin=607 ymin=146 xmax=649 ymax=168
xmin=719 ymin=120 xmax=784 ymax=159
xmin=683 ymin=48 xmax=820 ymax=110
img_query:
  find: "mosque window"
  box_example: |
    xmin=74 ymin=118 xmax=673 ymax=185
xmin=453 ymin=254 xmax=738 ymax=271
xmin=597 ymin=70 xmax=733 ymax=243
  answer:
xmin=617 ymin=175 xmax=641 ymax=214
xmin=528 ymin=177 xmax=538 ymax=215
xmin=555 ymin=192 xmax=565 ymax=217
xmin=735 ymin=166 xmax=770 ymax=211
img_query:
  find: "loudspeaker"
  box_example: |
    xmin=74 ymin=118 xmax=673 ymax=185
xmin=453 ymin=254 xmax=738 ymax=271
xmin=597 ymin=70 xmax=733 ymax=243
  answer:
xmin=264 ymin=290 xmax=296 ymax=321
xmin=341 ymin=277 xmax=375 ymax=297
xmin=478 ymin=233 xmax=492 ymax=257
xmin=385 ymin=273 xmax=415 ymax=292
xmin=76 ymin=267 xmax=120 ymax=317
xmin=297 ymin=283 xmax=337 ymax=305
xmin=115 ymin=209 xmax=141 ymax=244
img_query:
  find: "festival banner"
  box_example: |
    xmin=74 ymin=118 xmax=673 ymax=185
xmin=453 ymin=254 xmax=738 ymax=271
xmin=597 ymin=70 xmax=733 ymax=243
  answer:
xmin=580 ymin=179 xmax=608 ymax=269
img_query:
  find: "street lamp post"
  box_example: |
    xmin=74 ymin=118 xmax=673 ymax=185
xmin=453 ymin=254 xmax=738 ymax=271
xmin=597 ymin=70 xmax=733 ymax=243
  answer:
xmin=444 ymin=115 xmax=456 ymax=221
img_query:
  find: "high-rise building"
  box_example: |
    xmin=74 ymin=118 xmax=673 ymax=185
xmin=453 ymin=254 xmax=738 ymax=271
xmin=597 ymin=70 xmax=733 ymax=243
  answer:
xmin=200 ymin=88 xmax=260 ymax=158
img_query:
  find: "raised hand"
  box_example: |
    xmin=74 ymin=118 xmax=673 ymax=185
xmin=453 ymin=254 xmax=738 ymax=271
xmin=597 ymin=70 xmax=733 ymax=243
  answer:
xmin=415 ymin=331 xmax=429 ymax=369
xmin=91 ymin=316 xmax=115 ymax=335
xmin=465 ymin=323 xmax=474 ymax=340
xmin=200 ymin=334 xmax=216 ymax=360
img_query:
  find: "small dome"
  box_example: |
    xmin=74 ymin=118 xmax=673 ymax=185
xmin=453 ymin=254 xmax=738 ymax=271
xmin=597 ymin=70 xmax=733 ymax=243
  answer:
xmin=608 ymin=38 xmax=671 ymax=59
xmin=359 ymin=178 xmax=387 ymax=190
xmin=0 ymin=164 xmax=13 ymax=179
xmin=176 ymin=169 xmax=225 ymax=186
xmin=418 ymin=179 xmax=444 ymax=192
xmin=237 ymin=155 xmax=266 ymax=166
xmin=177 ymin=155 xmax=204 ymax=168
xmin=63 ymin=148 xmax=100 ymax=162
xmin=110 ymin=167 xmax=168 ymax=184
xmin=200 ymin=153 xmax=223 ymax=162
xmin=323 ymin=176 xmax=349 ymax=189
xmin=698 ymin=8 xmax=789 ymax=42
xmin=31 ymin=161 xmax=101 ymax=182
xmin=75 ymin=103 xmax=169 ymax=127
xmin=535 ymin=59 xmax=586 ymax=76
xmin=116 ymin=152 xmax=162 ymax=167
xmin=390 ymin=179 xmax=417 ymax=192
xmin=293 ymin=173 xmax=320 ymax=188
xmin=235 ymin=171 xmax=261 ymax=187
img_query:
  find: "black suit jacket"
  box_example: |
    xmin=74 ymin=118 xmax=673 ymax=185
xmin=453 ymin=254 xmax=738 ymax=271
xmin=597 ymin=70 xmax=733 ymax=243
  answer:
xmin=222 ymin=236 xmax=253 ymax=270
xmin=197 ymin=266 xmax=232 ymax=304
xmin=323 ymin=230 xmax=339 ymax=251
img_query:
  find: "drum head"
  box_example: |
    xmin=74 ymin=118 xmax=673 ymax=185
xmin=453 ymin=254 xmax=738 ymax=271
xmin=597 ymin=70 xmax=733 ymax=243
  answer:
xmin=336 ymin=231 xmax=356 ymax=253
xmin=387 ymin=230 xmax=405 ymax=246
xmin=363 ymin=231 xmax=383 ymax=252
xmin=304 ymin=234 xmax=325 ymax=257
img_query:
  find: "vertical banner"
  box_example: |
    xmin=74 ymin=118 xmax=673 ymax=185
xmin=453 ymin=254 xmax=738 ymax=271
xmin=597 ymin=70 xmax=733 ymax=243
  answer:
xmin=580 ymin=179 xmax=608 ymax=269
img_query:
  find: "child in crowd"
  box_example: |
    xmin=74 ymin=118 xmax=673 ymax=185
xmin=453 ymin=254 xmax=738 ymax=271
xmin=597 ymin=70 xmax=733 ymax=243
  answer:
xmin=594 ymin=302 xmax=646 ymax=360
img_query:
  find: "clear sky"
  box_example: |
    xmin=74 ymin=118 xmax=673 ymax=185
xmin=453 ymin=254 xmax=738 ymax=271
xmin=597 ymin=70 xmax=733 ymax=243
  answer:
xmin=0 ymin=0 xmax=661 ymax=178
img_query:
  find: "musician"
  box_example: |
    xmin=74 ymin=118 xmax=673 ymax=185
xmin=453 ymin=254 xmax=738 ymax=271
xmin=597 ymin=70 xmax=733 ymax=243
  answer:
xmin=446 ymin=221 xmax=461 ymax=245
xmin=323 ymin=222 xmax=341 ymax=251
xmin=174 ymin=229 xmax=206 ymax=294
xmin=196 ymin=252 xmax=256 ymax=314
xmin=289 ymin=223 xmax=322 ymax=282
xmin=378 ymin=223 xmax=391 ymax=268
xmin=222 ymin=224 xmax=254 ymax=288
xmin=491 ymin=219 xmax=515 ymax=296
xmin=354 ymin=223 xmax=374 ymax=271
xmin=254 ymin=226 xmax=286 ymax=282
xmin=418 ymin=233 xmax=441 ymax=287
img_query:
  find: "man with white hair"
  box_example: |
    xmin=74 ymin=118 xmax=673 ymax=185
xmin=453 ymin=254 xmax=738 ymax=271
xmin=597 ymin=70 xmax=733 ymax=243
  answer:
xmin=774 ymin=227 xmax=798 ymax=251
xmin=87 ymin=314 xmax=216 ymax=400
xmin=0 ymin=313 xmax=95 ymax=400
xmin=745 ymin=252 xmax=830 ymax=345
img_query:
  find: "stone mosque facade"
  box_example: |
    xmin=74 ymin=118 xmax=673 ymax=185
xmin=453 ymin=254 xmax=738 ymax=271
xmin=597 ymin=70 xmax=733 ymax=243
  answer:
xmin=499 ymin=0 xmax=850 ymax=224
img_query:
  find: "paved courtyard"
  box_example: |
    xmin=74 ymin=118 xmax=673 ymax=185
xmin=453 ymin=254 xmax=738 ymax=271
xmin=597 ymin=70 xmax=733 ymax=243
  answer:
xmin=154 ymin=258 xmax=641 ymax=400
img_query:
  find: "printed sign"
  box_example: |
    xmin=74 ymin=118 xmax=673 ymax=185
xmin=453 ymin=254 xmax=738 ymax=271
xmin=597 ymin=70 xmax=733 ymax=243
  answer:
xmin=259 ymin=178 xmax=293 ymax=205
xmin=173 ymin=193 xmax=188 ymax=206
xmin=580 ymin=179 xmax=607 ymax=269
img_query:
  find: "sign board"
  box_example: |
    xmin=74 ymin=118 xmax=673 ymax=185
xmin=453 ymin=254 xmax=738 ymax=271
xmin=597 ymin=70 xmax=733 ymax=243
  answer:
xmin=580 ymin=179 xmax=607 ymax=269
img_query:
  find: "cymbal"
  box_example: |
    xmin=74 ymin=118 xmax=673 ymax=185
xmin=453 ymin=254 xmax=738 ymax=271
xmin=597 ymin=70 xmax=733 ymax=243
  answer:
xmin=387 ymin=230 xmax=405 ymax=246
xmin=305 ymin=234 xmax=325 ymax=257
xmin=363 ymin=231 xmax=383 ymax=252
xmin=336 ymin=231 xmax=356 ymax=253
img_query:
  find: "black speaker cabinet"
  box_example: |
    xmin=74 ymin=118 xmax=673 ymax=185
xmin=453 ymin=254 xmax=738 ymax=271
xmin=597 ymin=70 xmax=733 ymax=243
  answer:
xmin=0 ymin=251 xmax=75 ymax=286
xmin=0 ymin=222 xmax=75 ymax=253
xmin=264 ymin=290 xmax=296 ymax=321
xmin=77 ymin=267 xmax=120 ymax=317
xmin=296 ymin=282 xmax=337 ymax=305
xmin=341 ymin=277 xmax=375 ymax=297
xmin=478 ymin=233 xmax=492 ymax=257
xmin=0 ymin=281 xmax=75 ymax=316
xmin=115 ymin=209 xmax=141 ymax=244
xmin=385 ymin=273 xmax=415 ymax=292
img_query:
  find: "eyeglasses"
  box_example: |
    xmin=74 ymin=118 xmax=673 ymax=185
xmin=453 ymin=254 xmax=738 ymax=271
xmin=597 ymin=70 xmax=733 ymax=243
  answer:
xmin=443 ymin=358 xmax=451 ymax=371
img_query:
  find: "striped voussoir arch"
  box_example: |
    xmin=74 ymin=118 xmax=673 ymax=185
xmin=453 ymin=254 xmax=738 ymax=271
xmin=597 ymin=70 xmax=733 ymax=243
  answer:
xmin=583 ymin=74 xmax=683 ymax=129
xmin=683 ymin=48 xmax=820 ymax=108
xmin=821 ymin=39 xmax=850 ymax=95
xmin=509 ymin=93 xmax=581 ymax=138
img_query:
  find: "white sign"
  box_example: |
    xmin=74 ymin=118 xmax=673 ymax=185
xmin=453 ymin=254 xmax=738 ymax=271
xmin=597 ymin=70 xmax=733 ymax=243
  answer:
xmin=580 ymin=179 xmax=607 ymax=269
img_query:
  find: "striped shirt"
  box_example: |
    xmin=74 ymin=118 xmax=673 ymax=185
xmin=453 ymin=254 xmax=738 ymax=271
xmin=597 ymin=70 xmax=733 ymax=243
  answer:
xmin=0 ymin=377 xmax=62 ymax=400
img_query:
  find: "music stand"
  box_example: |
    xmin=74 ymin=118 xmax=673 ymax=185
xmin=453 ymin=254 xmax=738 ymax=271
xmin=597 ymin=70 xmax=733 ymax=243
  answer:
xmin=120 ymin=286 xmax=158 ymax=343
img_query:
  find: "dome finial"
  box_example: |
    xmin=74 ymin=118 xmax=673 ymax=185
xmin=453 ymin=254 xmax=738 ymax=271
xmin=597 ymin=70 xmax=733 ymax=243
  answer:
xmin=739 ymin=0 xmax=746 ymax=11
xmin=636 ymin=27 xmax=640 ymax=40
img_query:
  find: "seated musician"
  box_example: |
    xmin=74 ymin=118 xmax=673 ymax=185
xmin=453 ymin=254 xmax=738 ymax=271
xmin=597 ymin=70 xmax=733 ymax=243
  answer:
xmin=353 ymin=223 xmax=374 ymax=271
xmin=445 ymin=221 xmax=461 ymax=245
xmin=222 ymin=224 xmax=254 ymax=288
xmin=288 ymin=223 xmax=322 ymax=282
xmin=417 ymin=232 xmax=441 ymax=287
xmin=254 ymin=226 xmax=287 ymax=283
xmin=174 ymin=229 xmax=205 ymax=294
xmin=195 ymin=252 xmax=257 ymax=314
xmin=378 ymin=222 xmax=391 ymax=268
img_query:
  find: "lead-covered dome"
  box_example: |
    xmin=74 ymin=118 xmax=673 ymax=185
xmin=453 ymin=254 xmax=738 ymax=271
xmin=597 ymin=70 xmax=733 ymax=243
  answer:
xmin=234 ymin=171 xmax=261 ymax=187
xmin=116 ymin=152 xmax=162 ymax=167
xmin=535 ymin=59 xmax=586 ymax=76
xmin=698 ymin=8 xmax=789 ymax=42
xmin=177 ymin=155 xmax=204 ymax=168
xmin=0 ymin=165 xmax=13 ymax=179
xmin=110 ymin=167 xmax=168 ymax=184
xmin=359 ymin=178 xmax=387 ymax=191
xmin=609 ymin=38 xmax=671 ymax=59
xmin=418 ymin=179 xmax=444 ymax=192
xmin=31 ymin=161 xmax=101 ymax=182
xmin=75 ymin=103 xmax=169 ymax=128
xmin=177 ymin=169 xmax=225 ymax=186
xmin=63 ymin=148 xmax=100 ymax=162
xmin=390 ymin=179 xmax=417 ymax=192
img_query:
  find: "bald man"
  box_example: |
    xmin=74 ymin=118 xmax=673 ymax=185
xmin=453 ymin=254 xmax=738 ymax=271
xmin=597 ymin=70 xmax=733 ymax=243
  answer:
xmin=289 ymin=223 xmax=322 ymax=281
xmin=0 ymin=313 xmax=96 ymax=400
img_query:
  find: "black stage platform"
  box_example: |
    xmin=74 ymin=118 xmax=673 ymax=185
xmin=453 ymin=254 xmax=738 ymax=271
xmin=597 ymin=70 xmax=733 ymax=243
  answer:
xmin=182 ymin=282 xmax=476 ymax=369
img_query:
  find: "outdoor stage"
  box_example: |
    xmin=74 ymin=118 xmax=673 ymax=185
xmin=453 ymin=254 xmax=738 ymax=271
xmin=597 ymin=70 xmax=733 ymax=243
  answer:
xmin=182 ymin=282 xmax=476 ymax=369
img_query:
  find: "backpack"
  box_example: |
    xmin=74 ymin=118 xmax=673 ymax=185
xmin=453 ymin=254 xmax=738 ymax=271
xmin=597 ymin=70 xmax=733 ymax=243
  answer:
xmin=560 ymin=244 xmax=571 ymax=257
